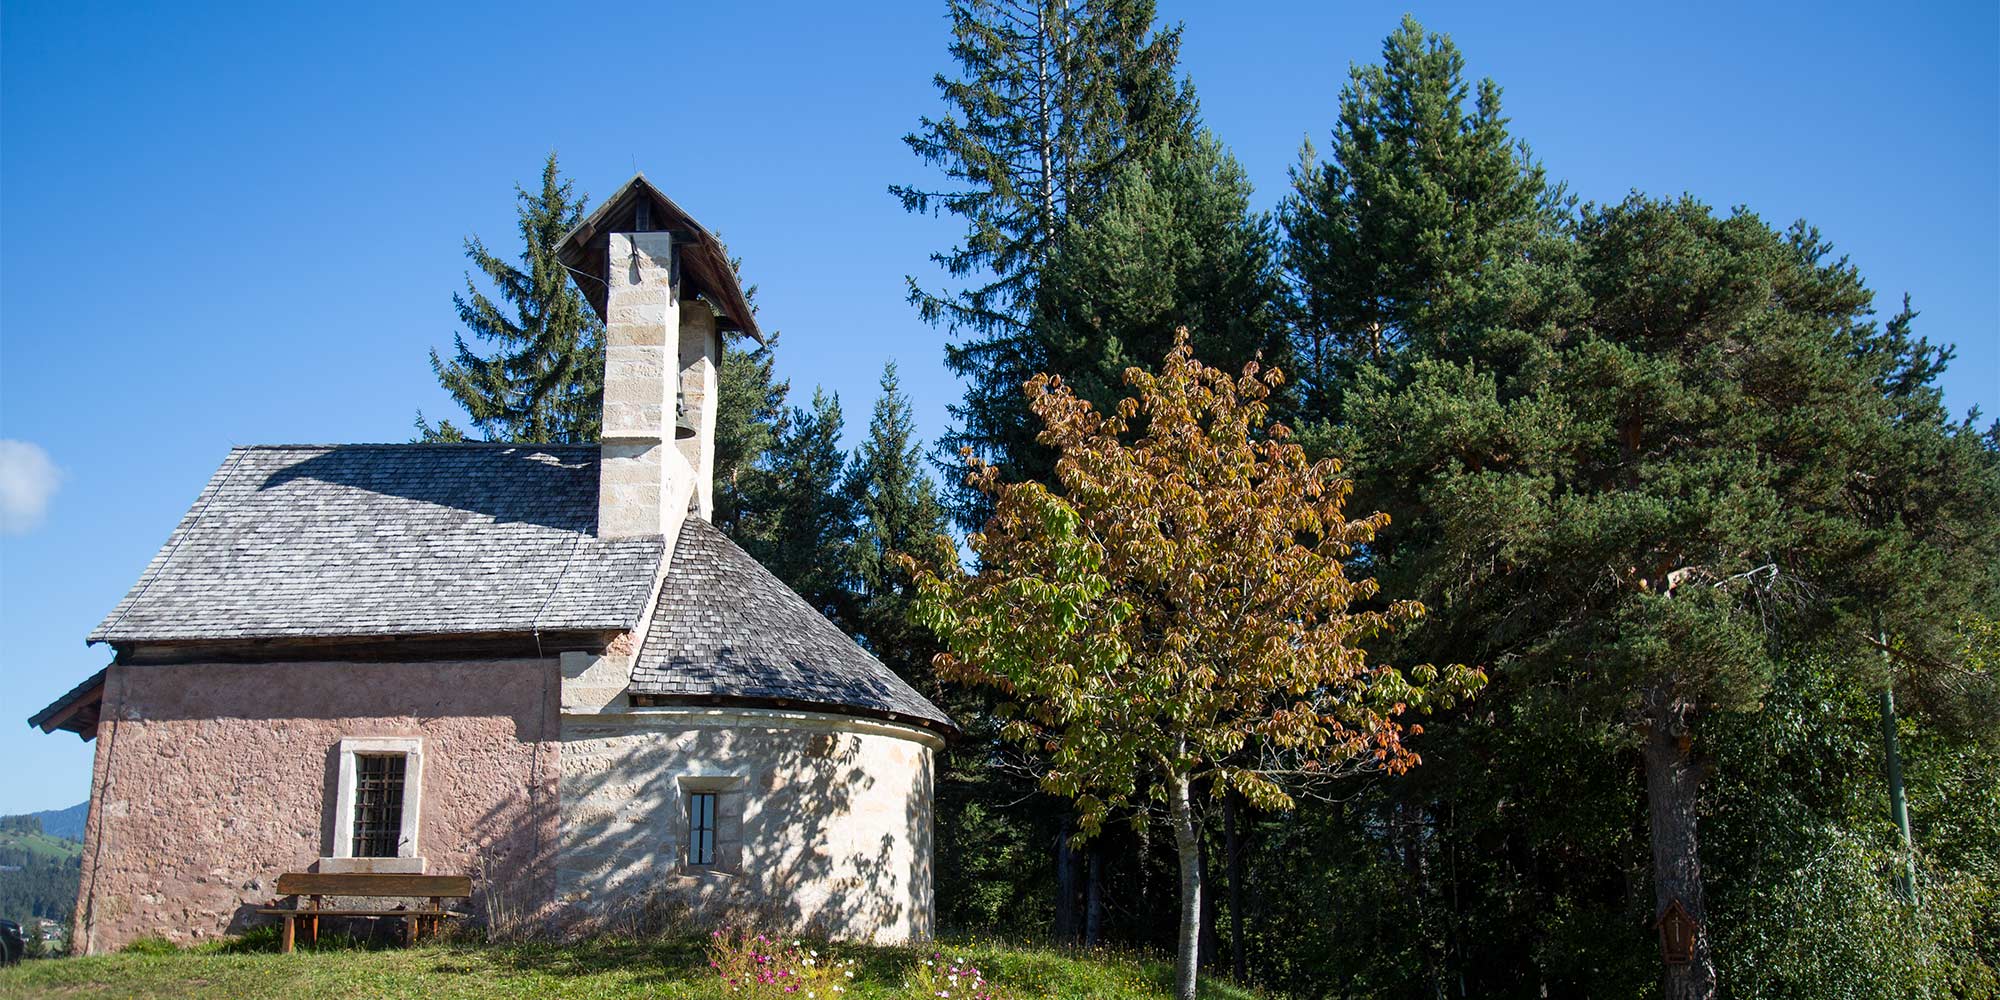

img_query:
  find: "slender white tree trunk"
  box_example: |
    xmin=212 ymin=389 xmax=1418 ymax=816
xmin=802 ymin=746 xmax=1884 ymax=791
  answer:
xmin=1168 ymin=769 xmax=1202 ymax=1000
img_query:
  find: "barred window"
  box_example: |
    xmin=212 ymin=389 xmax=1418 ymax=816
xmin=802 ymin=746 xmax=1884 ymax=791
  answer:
xmin=352 ymin=754 xmax=407 ymax=858
xmin=688 ymin=792 xmax=717 ymax=866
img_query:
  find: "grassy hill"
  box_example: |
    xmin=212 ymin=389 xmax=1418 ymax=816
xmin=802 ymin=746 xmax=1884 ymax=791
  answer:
xmin=0 ymin=935 xmax=1264 ymax=1000
xmin=0 ymin=815 xmax=83 ymax=927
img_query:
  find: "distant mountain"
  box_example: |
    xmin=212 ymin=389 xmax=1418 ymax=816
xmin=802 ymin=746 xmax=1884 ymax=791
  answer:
xmin=25 ymin=802 xmax=87 ymax=842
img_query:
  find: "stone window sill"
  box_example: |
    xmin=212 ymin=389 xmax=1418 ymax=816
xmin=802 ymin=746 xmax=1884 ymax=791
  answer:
xmin=319 ymin=856 xmax=427 ymax=875
xmin=676 ymin=866 xmax=739 ymax=881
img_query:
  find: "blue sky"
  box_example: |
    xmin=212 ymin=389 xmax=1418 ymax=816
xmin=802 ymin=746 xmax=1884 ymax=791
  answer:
xmin=1 ymin=0 xmax=1994 ymax=814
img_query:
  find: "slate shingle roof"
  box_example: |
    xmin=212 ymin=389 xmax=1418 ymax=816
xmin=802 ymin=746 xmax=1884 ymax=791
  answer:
xmin=634 ymin=517 xmax=954 ymax=731
xmin=90 ymin=444 xmax=663 ymax=643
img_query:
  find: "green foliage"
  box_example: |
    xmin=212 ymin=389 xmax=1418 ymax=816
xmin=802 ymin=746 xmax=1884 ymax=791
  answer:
xmin=894 ymin=0 xmax=1194 ymax=340
xmin=1706 ymin=658 xmax=2000 ymax=999
xmin=420 ymin=153 xmax=602 ymax=444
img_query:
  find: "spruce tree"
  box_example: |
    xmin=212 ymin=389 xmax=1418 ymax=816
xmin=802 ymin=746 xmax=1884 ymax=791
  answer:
xmin=1279 ymin=15 xmax=1560 ymax=415
xmin=713 ymin=339 xmax=790 ymax=541
xmin=848 ymin=362 xmax=949 ymax=691
xmin=1040 ymin=132 xmax=1288 ymax=418
xmin=739 ymin=388 xmax=858 ymax=622
xmin=895 ymin=0 xmax=1197 ymax=516
xmin=419 ymin=153 xmax=602 ymax=443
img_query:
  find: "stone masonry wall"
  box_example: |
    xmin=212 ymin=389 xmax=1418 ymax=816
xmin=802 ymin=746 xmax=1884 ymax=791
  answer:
xmin=557 ymin=708 xmax=937 ymax=943
xmin=71 ymin=659 xmax=559 ymax=953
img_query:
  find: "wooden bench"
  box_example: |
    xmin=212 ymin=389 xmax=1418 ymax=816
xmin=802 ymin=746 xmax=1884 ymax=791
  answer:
xmin=256 ymin=872 xmax=471 ymax=953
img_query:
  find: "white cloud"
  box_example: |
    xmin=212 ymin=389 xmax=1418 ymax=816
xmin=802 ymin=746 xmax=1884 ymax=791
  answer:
xmin=0 ymin=440 xmax=62 ymax=535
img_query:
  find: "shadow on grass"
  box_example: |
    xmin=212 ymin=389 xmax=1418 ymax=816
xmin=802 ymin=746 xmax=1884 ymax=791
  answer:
xmin=937 ymin=939 xmax=1263 ymax=1000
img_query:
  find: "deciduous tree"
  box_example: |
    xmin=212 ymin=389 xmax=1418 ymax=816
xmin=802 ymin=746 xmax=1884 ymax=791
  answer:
xmin=909 ymin=337 xmax=1480 ymax=1000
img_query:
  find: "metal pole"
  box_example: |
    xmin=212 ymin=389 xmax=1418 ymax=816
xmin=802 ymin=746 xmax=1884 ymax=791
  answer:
xmin=1876 ymin=624 xmax=1918 ymax=906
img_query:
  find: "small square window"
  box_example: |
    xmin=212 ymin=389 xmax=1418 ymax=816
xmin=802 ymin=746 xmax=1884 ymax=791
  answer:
xmin=688 ymin=792 xmax=717 ymax=867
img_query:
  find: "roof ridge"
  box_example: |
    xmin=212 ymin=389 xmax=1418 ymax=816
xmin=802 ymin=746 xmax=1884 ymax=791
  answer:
xmin=230 ymin=442 xmax=603 ymax=451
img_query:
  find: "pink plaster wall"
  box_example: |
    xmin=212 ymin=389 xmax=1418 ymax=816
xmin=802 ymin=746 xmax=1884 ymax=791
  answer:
xmin=71 ymin=658 xmax=560 ymax=953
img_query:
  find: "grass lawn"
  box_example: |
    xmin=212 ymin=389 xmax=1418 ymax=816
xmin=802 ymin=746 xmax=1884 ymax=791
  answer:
xmin=0 ymin=935 xmax=1265 ymax=1000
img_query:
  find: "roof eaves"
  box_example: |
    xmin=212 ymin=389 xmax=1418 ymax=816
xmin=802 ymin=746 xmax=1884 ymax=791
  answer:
xmin=28 ymin=666 xmax=108 ymax=736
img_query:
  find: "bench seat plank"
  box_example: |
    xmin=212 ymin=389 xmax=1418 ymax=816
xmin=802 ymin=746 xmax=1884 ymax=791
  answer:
xmin=275 ymin=873 xmax=471 ymax=898
xmin=256 ymin=908 xmax=464 ymax=918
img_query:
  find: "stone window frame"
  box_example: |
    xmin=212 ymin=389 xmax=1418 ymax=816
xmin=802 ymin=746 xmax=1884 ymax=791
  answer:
xmin=675 ymin=774 xmax=745 ymax=874
xmin=322 ymin=737 xmax=426 ymax=874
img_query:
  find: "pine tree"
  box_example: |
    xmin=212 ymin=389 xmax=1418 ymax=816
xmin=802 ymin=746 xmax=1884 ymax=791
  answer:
xmin=894 ymin=0 xmax=1198 ymax=517
xmin=419 ymin=153 xmax=602 ymax=443
xmin=739 ymin=388 xmax=858 ymax=622
xmin=848 ymin=362 xmax=949 ymax=691
xmin=1340 ymin=195 xmax=2000 ymax=999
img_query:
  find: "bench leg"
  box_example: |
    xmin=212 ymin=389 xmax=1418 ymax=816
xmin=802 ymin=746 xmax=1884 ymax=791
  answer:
xmin=280 ymin=916 xmax=295 ymax=955
xmin=404 ymin=915 xmax=416 ymax=947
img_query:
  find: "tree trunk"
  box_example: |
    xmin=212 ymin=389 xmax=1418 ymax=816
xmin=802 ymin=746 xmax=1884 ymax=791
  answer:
xmin=1168 ymin=770 xmax=1203 ymax=1000
xmin=1198 ymin=829 xmax=1217 ymax=967
xmin=1875 ymin=621 xmax=1918 ymax=905
xmin=1642 ymin=694 xmax=1716 ymax=1000
xmin=1054 ymin=813 xmax=1079 ymax=944
xmin=1224 ymin=789 xmax=1246 ymax=983
xmin=1085 ymin=839 xmax=1105 ymax=947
